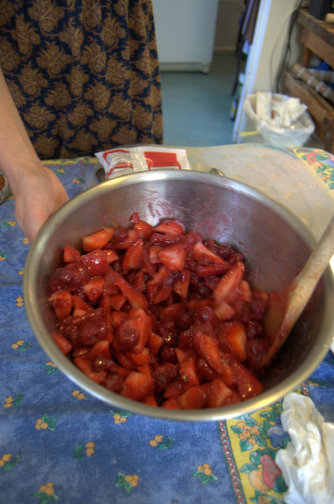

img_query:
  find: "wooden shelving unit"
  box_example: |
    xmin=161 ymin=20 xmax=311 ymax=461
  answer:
xmin=284 ymin=8 xmax=334 ymax=153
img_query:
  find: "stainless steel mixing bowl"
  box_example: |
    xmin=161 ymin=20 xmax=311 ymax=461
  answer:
xmin=23 ymin=169 xmax=334 ymax=421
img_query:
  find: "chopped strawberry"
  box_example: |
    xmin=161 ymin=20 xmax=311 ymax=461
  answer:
xmin=193 ymin=331 xmax=223 ymax=374
xmin=48 ymin=213 xmax=267 ymax=410
xmin=214 ymin=300 xmax=235 ymax=321
xmin=219 ymin=354 xmax=237 ymax=387
xmin=206 ymin=378 xmax=233 ymax=408
xmin=173 ymin=270 xmax=191 ymax=298
xmin=134 ymin=220 xmax=154 ymax=239
xmin=154 ymin=219 xmax=185 ymax=235
xmin=48 ymin=290 xmax=73 ymax=320
xmin=152 ymin=286 xmax=173 ymax=304
xmin=179 ymin=355 xmax=200 ymax=386
xmin=81 ymin=249 xmax=110 ymax=277
xmin=113 ymin=227 xmax=138 ymax=249
xmin=116 ymin=308 xmax=152 ymax=354
xmin=187 ymin=299 xmax=215 ymax=310
xmin=114 ymin=350 xmax=136 ymax=370
xmin=83 ymin=276 xmax=105 ymax=302
xmin=122 ymin=239 xmax=144 ymax=271
xmin=148 ymin=244 xmax=162 ymax=264
xmin=126 ymin=347 xmax=150 ymax=366
xmin=196 ymin=263 xmax=230 ymax=277
xmin=141 ymin=244 xmax=156 ymax=277
xmin=72 ymin=295 xmax=93 ymax=317
xmin=130 ymin=270 xmax=146 ymax=292
xmin=51 ymin=332 xmax=73 ymax=354
xmin=121 ymin=371 xmax=155 ymax=401
xmin=154 ymin=363 xmax=178 ymax=392
xmin=87 ymin=339 xmax=112 ymax=360
xmin=158 ymin=243 xmax=186 ymax=271
xmin=230 ymin=359 xmax=264 ymax=399
xmin=146 ymin=265 xmax=172 ymax=304
xmin=110 ymin=310 xmax=127 ymax=329
xmin=78 ymin=311 xmax=108 ymax=346
xmin=109 ymin=294 xmax=126 ymax=311
xmin=63 ymin=244 xmax=81 ymax=263
xmin=175 ymin=347 xmax=188 ymax=366
xmin=109 ymin=270 xmax=148 ymax=310
xmin=239 ymin=280 xmax=252 ymax=303
xmin=73 ymin=356 xmax=107 ymax=383
xmin=216 ymin=321 xmax=247 ymax=361
xmin=143 ymin=395 xmax=158 ymax=407
xmin=103 ymin=269 xmax=121 ymax=296
xmin=105 ymin=249 xmax=119 ymax=264
xmin=82 ymin=226 xmax=114 ymax=252
xmin=163 ymin=380 xmax=189 ymax=398
xmin=150 ymin=232 xmax=181 ymax=246
xmin=137 ymin=364 xmax=153 ymax=376
xmin=160 ymin=302 xmax=185 ymax=323
xmin=176 ymin=385 xmax=207 ymax=409
xmin=213 ymin=261 xmax=244 ymax=304
xmin=193 ymin=241 xmax=227 ymax=265
xmin=161 ymin=398 xmax=181 ymax=409
xmin=148 ymin=331 xmax=163 ymax=355
xmin=103 ymin=373 xmax=124 ymax=393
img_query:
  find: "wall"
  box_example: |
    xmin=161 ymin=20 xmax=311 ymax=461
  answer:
xmin=214 ymin=0 xmax=244 ymax=53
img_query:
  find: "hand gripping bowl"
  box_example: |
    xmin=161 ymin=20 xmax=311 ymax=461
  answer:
xmin=23 ymin=170 xmax=334 ymax=421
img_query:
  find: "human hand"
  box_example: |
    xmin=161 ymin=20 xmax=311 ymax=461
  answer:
xmin=13 ymin=164 xmax=69 ymax=243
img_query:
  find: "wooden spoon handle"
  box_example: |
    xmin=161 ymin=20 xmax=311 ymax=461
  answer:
xmin=285 ymin=214 xmax=334 ymax=333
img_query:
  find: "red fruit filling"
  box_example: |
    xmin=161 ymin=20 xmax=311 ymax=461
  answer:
xmin=47 ymin=215 xmax=269 ymax=410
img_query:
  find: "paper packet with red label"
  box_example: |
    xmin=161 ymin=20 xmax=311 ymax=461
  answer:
xmin=95 ymin=145 xmax=192 ymax=180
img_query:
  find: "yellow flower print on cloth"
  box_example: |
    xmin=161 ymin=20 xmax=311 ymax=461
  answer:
xmin=41 ymin=362 xmax=59 ymax=375
xmin=2 ymin=220 xmax=16 ymax=228
xmin=16 ymin=296 xmax=24 ymax=307
xmin=35 ymin=414 xmax=57 ymax=432
xmin=110 ymin=409 xmax=133 ymax=424
xmin=193 ymin=464 xmax=218 ymax=485
xmin=72 ymin=390 xmax=86 ymax=400
xmin=0 ymin=453 xmax=20 ymax=470
xmin=11 ymin=339 xmax=31 ymax=351
xmin=33 ymin=482 xmax=59 ymax=503
xmin=149 ymin=434 xmax=173 ymax=449
xmin=73 ymin=442 xmax=95 ymax=460
xmin=3 ymin=393 xmax=24 ymax=408
xmin=116 ymin=473 xmax=139 ymax=493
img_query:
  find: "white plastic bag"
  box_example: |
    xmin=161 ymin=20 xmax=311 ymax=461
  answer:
xmin=244 ymin=93 xmax=315 ymax=148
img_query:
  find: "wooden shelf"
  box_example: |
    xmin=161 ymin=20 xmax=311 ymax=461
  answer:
xmin=284 ymin=71 xmax=334 ymax=153
xmin=283 ymin=8 xmax=334 ymax=153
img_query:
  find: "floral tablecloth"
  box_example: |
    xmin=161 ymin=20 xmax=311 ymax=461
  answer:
xmin=0 ymin=144 xmax=333 ymax=504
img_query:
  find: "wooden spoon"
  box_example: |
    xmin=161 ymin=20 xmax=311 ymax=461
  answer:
xmin=260 ymin=215 xmax=334 ymax=368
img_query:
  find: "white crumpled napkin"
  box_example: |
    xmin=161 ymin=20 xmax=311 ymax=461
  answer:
xmin=276 ymin=392 xmax=334 ymax=504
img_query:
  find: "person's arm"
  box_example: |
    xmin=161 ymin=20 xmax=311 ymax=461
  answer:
xmin=0 ymin=68 xmax=68 ymax=242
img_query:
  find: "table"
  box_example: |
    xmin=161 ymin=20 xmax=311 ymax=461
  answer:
xmin=0 ymin=144 xmax=334 ymax=504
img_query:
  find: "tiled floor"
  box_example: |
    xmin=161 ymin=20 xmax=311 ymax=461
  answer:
xmin=160 ymin=52 xmax=237 ymax=148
